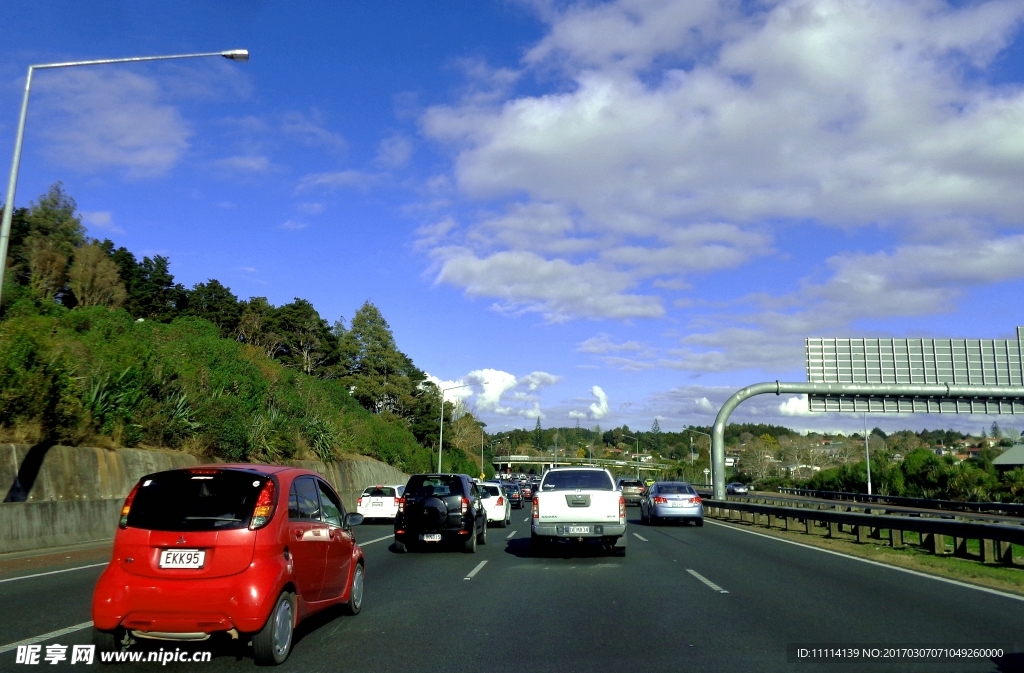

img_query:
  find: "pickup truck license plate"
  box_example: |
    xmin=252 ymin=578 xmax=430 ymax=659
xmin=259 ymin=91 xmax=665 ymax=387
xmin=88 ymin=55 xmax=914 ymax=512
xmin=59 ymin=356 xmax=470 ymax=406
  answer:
xmin=567 ymin=526 xmax=590 ymax=534
xmin=159 ymin=549 xmax=205 ymax=568
xmin=420 ymin=533 xmax=442 ymax=542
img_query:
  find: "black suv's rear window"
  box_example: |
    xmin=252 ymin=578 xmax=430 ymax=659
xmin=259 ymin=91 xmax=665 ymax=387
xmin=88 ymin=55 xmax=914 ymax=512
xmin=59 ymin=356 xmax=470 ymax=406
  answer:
xmin=126 ymin=470 xmax=270 ymax=531
xmin=542 ymin=471 xmax=614 ymax=491
xmin=405 ymin=475 xmax=463 ymax=497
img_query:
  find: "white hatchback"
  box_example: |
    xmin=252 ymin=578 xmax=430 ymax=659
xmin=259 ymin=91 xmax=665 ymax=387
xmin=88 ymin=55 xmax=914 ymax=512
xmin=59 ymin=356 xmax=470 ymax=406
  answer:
xmin=480 ymin=482 xmax=511 ymax=527
xmin=357 ymin=484 xmax=406 ymax=520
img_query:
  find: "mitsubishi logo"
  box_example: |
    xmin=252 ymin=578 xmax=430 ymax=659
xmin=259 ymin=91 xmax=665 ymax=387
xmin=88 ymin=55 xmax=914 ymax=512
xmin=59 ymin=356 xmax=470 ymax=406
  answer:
xmin=176 ymin=536 xmax=187 ymax=545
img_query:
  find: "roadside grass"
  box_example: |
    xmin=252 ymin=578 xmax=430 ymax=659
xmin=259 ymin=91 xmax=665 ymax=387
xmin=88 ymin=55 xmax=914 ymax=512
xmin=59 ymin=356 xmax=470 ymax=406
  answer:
xmin=711 ymin=517 xmax=1024 ymax=597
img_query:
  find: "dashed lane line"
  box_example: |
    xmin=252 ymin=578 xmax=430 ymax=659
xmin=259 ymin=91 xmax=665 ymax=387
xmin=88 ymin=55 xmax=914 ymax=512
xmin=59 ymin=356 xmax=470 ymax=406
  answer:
xmin=523 ymin=517 xmax=531 ymax=523
xmin=506 ymin=531 xmax=516 ymax=539
xmin=464 ymin=560 xmax=488 ymax=580
xmin=0 ymin=622 xmax=93 ymax=654
xmin=633 ymin=533 xmax=649 ymax=542
xmin=687 ymin=568 xmax=729 ymax=594
xmin=358 ymin=534 xmax=394 ymax=547
xmin=0 ymin=562 xmax=108 ymax=584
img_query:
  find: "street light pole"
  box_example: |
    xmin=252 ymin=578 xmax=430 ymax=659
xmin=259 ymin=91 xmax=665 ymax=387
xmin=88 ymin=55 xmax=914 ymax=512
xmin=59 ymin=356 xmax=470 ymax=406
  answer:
xmin=0 ymin=50 xmax=249 ymax=307
xmin=437 ymin=383 xmax=470 ymax=473
xmin=864 ymin=412 xmax=872 ymax=496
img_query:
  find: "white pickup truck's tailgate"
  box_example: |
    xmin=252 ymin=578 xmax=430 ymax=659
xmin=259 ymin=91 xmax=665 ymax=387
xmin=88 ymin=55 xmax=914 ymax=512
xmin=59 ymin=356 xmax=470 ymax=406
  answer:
xmin=536 ymin=490 xmax=621 ymax=523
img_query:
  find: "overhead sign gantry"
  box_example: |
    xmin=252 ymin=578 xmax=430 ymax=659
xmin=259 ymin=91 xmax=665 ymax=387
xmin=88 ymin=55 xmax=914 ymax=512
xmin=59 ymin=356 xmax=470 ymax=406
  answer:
xmin=709 ymin=327 xmax=1024 ymax=499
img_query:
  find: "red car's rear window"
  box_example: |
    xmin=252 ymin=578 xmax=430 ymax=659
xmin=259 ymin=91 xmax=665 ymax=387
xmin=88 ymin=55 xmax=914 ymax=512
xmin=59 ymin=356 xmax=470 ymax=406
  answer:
xmin=126 ymin=469 xmax=271 ymax=532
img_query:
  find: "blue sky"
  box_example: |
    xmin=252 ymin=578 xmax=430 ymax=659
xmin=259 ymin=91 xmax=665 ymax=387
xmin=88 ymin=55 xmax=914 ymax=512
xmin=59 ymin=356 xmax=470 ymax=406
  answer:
xmin=4 ymin=0 xmax=1024 ymax=437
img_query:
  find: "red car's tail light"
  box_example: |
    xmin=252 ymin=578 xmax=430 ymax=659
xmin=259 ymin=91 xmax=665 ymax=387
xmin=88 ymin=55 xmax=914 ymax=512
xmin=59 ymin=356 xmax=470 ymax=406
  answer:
xmin=461 ymin=497 xmax=469 ymax=515
xmin=119 ymin=482 xmax=140 ymax=528
xmin=249 ymin=479 xmax=276 ymax=530
xmin=532 ymin=497 xmax=539 ymax=519
xmin=496 ymin=496 xmax=504 ymax=507
xmin=187 ymin=468 xmax=219 ymax=475
xmin=619 ymin=496 xmax=626 ymax=524
xmin=653 ymin=496 xmax=668 ymax=504
xmin=397 ymin=496 xmax=405 ymax=513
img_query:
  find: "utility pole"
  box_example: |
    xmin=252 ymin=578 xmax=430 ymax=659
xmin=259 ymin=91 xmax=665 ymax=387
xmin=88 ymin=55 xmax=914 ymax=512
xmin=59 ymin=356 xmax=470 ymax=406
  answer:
xmin=864 ymin=412 xmax=872 ymax=496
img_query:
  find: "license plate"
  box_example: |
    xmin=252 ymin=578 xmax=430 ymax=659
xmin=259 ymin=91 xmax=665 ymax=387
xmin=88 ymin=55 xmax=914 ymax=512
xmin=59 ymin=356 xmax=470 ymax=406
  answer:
xmin=567 ymin=526 xmax=590 ymax=534
xmin=671 ymin=501 xmax=686 ymax=507
xmin=159 ymin=549 xmax=205 ymax=568
xmin=420 ymin=533 xmax=442 ymax=542
xmin=372 ymin=502 xmax=382 ymax=507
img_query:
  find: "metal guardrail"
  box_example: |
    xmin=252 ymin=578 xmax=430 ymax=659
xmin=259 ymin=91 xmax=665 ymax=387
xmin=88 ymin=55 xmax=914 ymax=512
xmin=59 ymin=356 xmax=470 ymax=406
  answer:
xmin=778 ymin=488 xmax=1024 ymax=517
xmin=702 ymin=499 xmax=1021 ymax=563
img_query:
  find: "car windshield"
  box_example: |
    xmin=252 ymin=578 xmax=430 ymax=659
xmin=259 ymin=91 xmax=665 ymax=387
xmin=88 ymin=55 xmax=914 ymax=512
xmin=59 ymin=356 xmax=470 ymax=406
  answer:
xmin=363 ymin=486 xmax=396 ymax=497
xmin=657 ymin=484 xmax=696 ymax=494
xmin=126 ymin=469 xmax=269 ymax=532
xmin=542 ymin=470 xmax=614 ymax=491
xmin=405 ymin=476 xmax=461 ymax=497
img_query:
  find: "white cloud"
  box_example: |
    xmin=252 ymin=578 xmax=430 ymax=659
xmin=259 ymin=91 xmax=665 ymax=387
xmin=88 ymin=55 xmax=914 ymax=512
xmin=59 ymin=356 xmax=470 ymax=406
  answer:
xmin=416 ymin=0 xmax=1024 ymax=330
xmin=779 ymin=395 xmax=811 ymax=416
xmin=279 ymin=219 xmax=307 ymax=231
xmin=296 ymin=170 xmax=381 ymax=192
xmin=577 ymin=333 xmax=644 ymax=354
xmin=588 ymin=385 xmax=610 ymax=419
xmin=37 ymin=69 xmax=191 ymax=178
xmin=434 ymin=249 xmax=664 ymax=321
xmin=377 ymin=135 xmax=413 ymax=167
xmin=80 ymin=210 xmax=123 ymax=234
xmin=281 ymin=110 xmax=347 ymax=154
xmin=297 ymin=202 xmax=325 ymax=215
xmin=425 ymin=368 xmax=563 ymax=418
xmin=214 ymin=155 xmax=271 ymax=172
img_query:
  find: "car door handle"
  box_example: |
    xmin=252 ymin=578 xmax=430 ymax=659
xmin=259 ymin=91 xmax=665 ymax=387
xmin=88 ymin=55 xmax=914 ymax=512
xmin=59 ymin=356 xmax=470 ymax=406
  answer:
xmin=294 ymin=529 xmax=303 ymax=540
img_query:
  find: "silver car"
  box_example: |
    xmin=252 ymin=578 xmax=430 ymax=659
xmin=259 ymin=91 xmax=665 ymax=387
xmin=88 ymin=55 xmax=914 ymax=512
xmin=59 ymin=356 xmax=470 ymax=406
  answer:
xmin=726 ymin=482 xmax=749 ymax=495
xmin=640 ymin=481 xmax=703 ymax=526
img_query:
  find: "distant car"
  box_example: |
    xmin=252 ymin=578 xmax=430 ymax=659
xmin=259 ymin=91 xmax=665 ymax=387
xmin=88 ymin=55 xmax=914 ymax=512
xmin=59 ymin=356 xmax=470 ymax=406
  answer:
xmin=726 ymin=482 xmax=749 ymax=495
xmin=641 ymin=481 xmax=703 ymax=526
xmin=480 ymin=482 xmax=511 ymax=527
xmin=356 ymin=484 xmax=405 ymax=520
xmin=92 ymin=465 xmax=365 ymax=665
xmin=617 ymin=478 xmax=646 ymax=506
xmin=393 ymin=474 xmax=487 ymax=553
xmin=520 ymin=483 xmax=534 ymax=500
xmin=501 ymin=482 xmax=525 ymax=509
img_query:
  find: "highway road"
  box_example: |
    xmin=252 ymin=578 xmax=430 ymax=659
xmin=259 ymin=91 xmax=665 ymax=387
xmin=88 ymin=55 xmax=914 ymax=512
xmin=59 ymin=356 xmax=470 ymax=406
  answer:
xmin=2 ymin=513 xmax=1023 ymax=672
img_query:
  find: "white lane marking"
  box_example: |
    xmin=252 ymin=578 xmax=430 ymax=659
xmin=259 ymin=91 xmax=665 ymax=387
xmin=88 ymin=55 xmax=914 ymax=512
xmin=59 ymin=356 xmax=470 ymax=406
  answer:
xmin=358 ymin=534 xmax=393 ymax=547
xmin=705 ymin=519 xmax=1024 ymax=603
xmin=506 ymin=531 xmax=516 ymax=539
xmin=0 ymin=621 xmax=93 ymax=654
xmin=523 ymin=517 xmax=530 ymax=523
xmin=687 ymin=568 xmax=729 ymax=594
xmin=0 ymin=562 xmax=108 ymax=584
xmin=464 ymin=560 xmax=488 ymax=580
xmin=633 ymin=533 xmax=649 ymax=542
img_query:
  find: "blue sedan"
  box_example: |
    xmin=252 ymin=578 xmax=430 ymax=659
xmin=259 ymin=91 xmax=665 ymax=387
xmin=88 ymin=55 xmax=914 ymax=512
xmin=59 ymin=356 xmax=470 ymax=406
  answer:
xmin=640 ymin=481 xmax=703 ymax=526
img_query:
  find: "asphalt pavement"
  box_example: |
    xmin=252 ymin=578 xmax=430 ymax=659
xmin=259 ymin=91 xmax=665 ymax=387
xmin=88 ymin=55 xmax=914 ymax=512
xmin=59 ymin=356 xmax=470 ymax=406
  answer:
xmin=2 ymin=509 xmax=1023 ymax=673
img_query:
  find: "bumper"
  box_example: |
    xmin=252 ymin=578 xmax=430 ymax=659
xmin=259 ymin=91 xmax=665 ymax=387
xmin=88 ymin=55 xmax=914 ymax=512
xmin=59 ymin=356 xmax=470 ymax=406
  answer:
xmin=91 ymin=556 xmax=287 ymax=635
xmin=358 ymin=506 xmax=398 ymax=518
xmin=531 ymin=522 xmax=626 ymax=539
xmin=653 ymin=504 xmax=704 ymax=519
xmin=623 ymin=495 xmax=643 ymax=505
xmin=484 ymin=508 xmax=507 ymax=522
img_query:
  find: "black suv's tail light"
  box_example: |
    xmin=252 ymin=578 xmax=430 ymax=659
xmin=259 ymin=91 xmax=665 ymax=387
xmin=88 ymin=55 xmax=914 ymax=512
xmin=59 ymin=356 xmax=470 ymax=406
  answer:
xmin=461 ymin=497 xmax=469 ymax=515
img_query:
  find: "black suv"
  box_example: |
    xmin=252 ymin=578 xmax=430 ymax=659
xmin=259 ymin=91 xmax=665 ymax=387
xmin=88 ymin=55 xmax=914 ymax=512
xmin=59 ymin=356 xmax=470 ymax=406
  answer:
xmin=393 ymin=474 xmax=487 ymax=553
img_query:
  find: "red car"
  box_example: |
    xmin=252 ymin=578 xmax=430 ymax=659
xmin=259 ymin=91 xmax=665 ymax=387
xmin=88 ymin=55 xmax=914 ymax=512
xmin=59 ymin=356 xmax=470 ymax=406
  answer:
xmin=91 ymin=465 xmax=365 ymax=665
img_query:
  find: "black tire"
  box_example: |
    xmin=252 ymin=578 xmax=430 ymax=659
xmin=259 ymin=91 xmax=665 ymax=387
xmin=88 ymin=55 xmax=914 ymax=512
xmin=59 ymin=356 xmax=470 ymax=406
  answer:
xmin=696 ymin=519 xmax=704 ymax=527
xmin=463 ymin=529 xmax=477 ymax=553
xmin=477 ymin=520 xmax=487 ymax=545
xmin=341 ymin=562 xmax=364 ymax=616
xmin=393 ymin=539 xmax=407 ymax=553
xmin=497 ymin=514 xmax=508 ymax=528
xmin=252 ymin=591 xmax=295 ymax=665
xmin=93 ymin=627 xmax=125 ymax=664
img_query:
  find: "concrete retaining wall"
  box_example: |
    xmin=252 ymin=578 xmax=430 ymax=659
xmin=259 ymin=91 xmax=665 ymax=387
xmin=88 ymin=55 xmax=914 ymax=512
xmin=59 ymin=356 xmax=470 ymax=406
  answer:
xmin=0 ymin=444 xmax=409 ymax=553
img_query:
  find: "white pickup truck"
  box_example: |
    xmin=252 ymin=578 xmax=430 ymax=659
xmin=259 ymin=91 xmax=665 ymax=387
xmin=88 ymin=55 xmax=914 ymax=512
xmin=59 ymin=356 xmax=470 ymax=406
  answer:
xmin=531 ymin=467 xmax=627 ymax=556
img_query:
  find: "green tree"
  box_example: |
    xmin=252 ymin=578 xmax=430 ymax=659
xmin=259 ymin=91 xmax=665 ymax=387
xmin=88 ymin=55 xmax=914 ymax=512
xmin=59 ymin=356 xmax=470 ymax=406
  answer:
xmin=271 ymin=298 xmax=336 ymax=376
xmin=68 ymin=243 xmax=127 ymax=308
xmin=649 ymin=418 xmax=663 ymax=454
xmin=533 ymin=417 xmax=543 ymax=450
xmin=184 ymin=279 xmax=241 ymax=337
xmin=339 ymin=301 xmax=425 ymax=418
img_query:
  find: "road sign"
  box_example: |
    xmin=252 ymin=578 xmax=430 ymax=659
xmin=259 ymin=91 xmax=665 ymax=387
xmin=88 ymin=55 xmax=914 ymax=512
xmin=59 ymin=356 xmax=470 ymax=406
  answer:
xmin=805 ymin=327 xmax=1024 ymax=414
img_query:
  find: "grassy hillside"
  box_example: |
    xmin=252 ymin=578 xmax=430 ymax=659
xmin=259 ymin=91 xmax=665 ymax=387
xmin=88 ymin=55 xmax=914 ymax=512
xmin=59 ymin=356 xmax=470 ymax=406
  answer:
xmin=0 ymin=304 xmax=477 ymax=474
